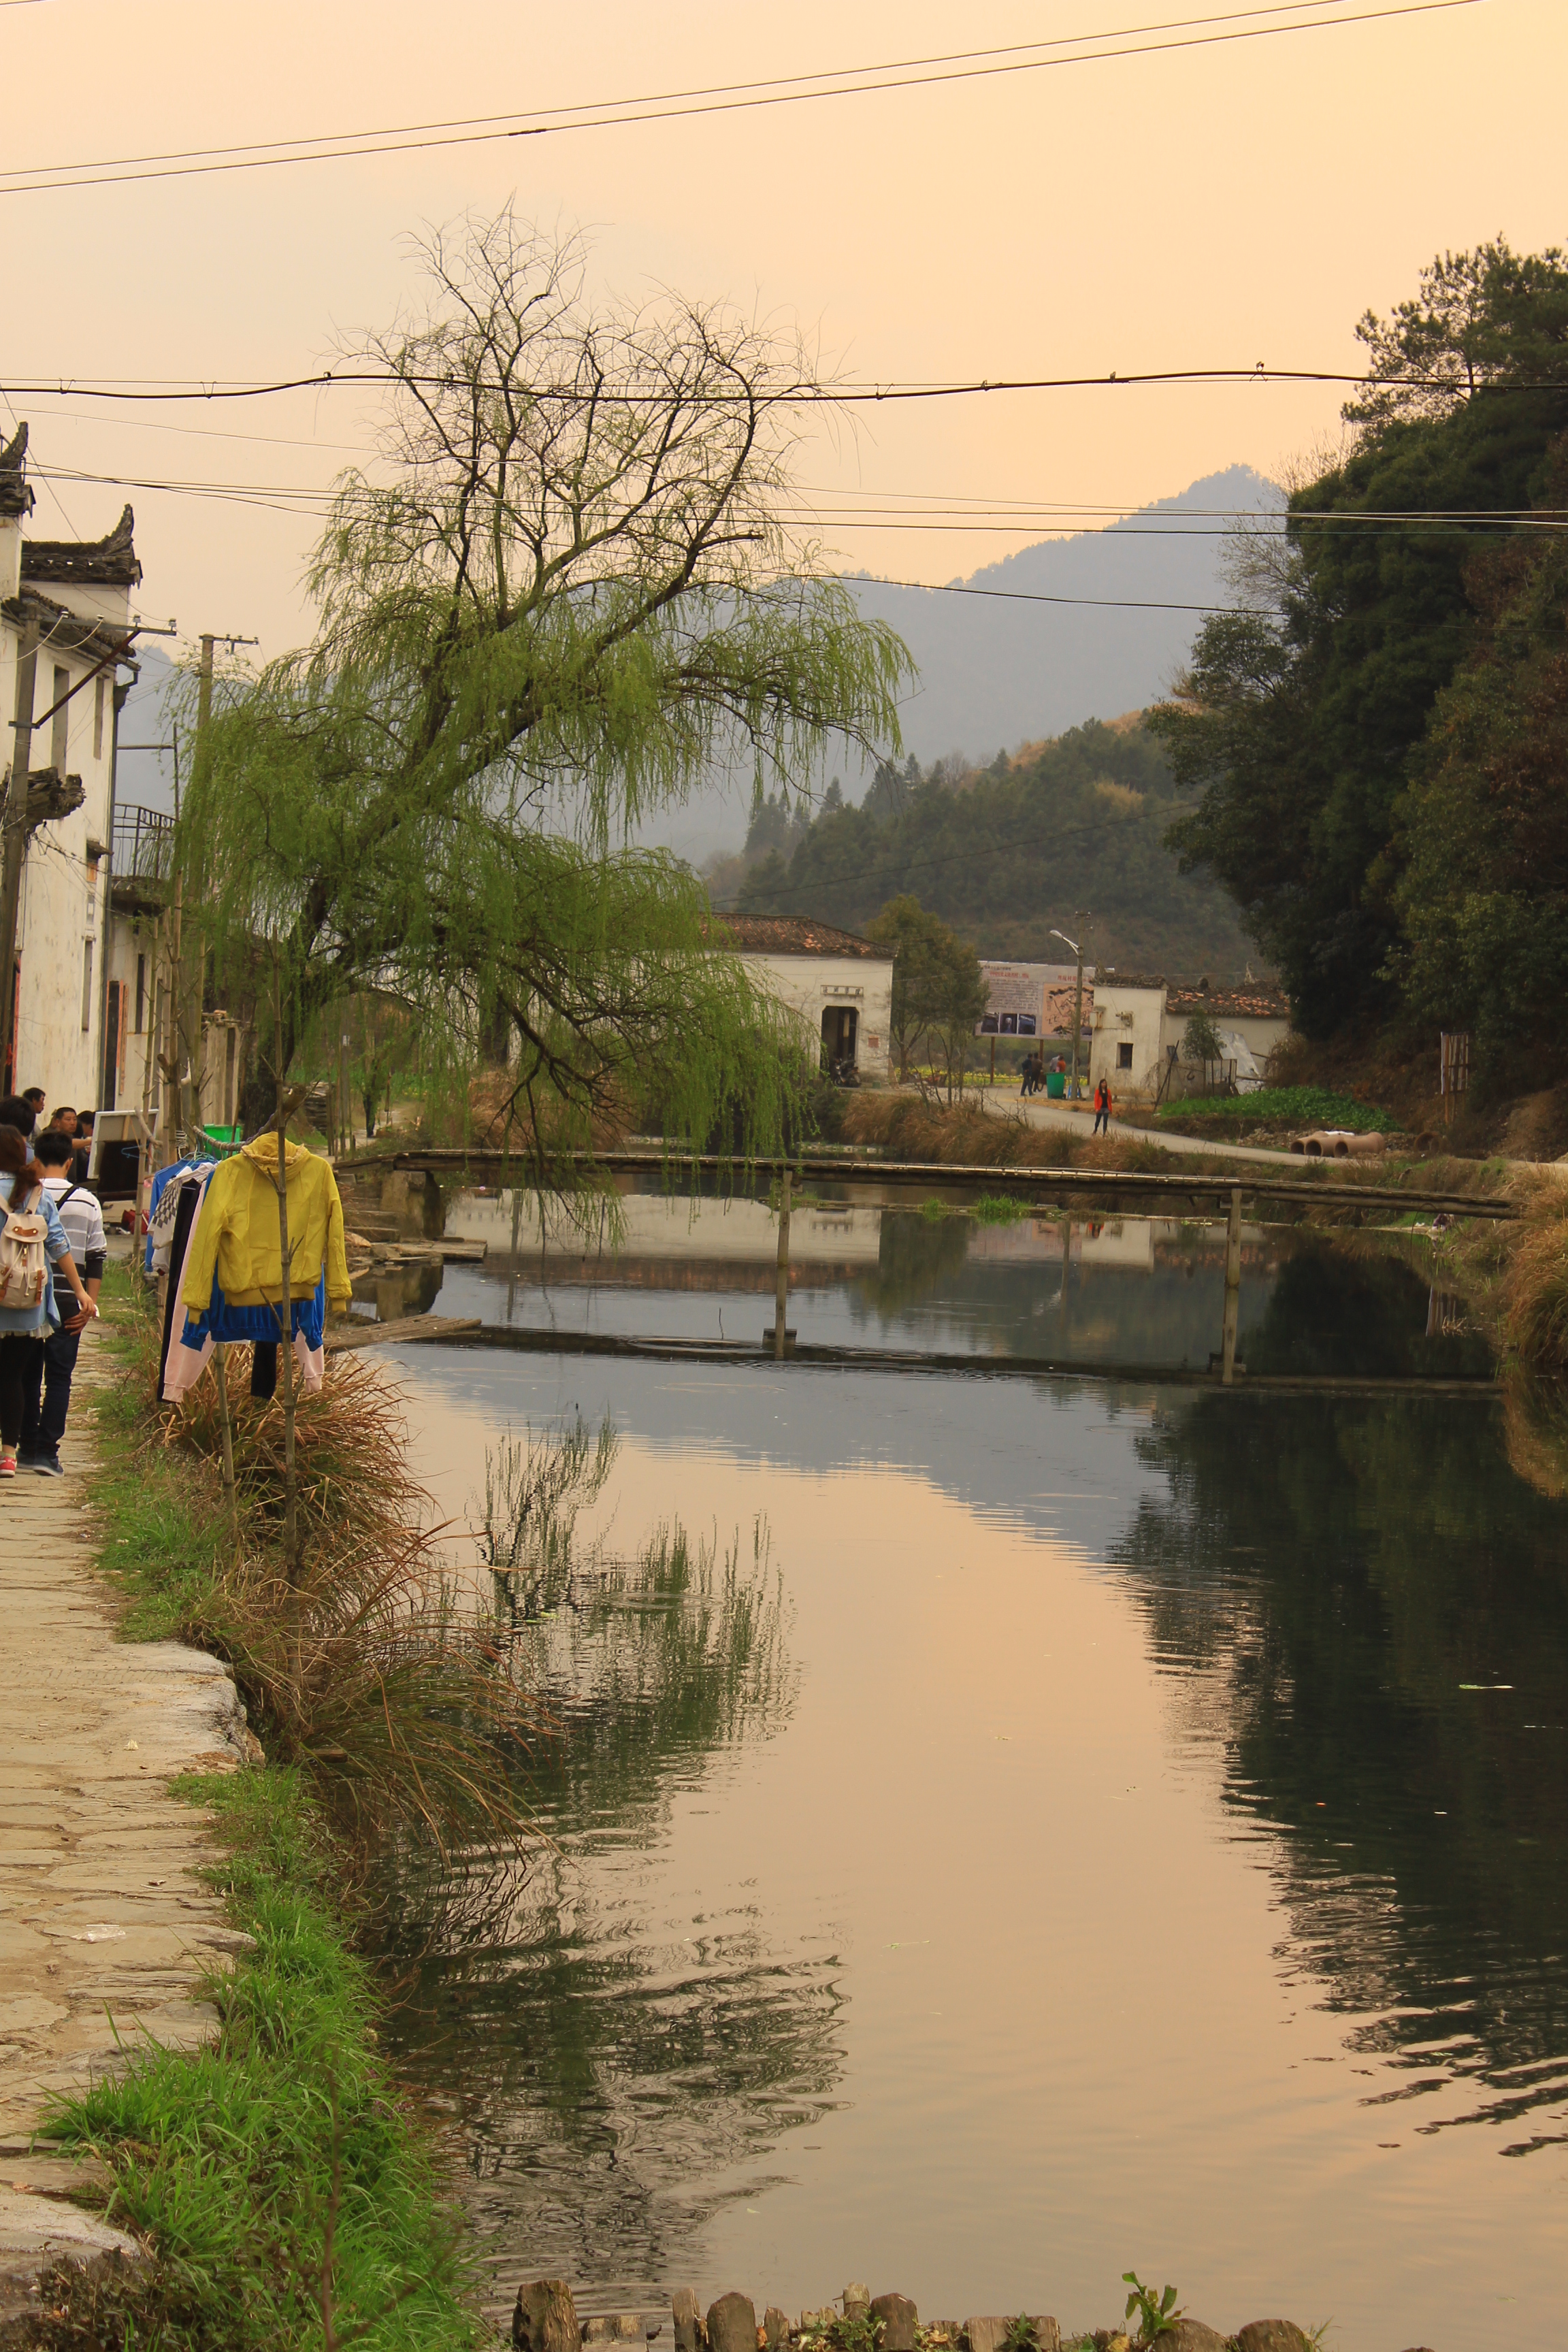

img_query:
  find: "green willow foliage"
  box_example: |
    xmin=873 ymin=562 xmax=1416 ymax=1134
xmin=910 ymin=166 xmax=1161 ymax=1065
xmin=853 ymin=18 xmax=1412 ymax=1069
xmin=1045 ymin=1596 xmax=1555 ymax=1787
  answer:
xmin=179 ymin=212 xmax=911 ymax=1162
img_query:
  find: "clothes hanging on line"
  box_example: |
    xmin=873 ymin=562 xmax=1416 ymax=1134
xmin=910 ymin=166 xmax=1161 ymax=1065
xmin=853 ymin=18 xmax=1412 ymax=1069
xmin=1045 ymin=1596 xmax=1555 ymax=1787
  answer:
xmin=146 ymin=1158 xmax=214 ymax=1274
xmin=179 ymin=1137 xmax=351 ymax=1320
xmin=164 ymin=1271 xmax=327 ymax=1402
xmin=157 ymin=1172 xmax=209 ymax=1392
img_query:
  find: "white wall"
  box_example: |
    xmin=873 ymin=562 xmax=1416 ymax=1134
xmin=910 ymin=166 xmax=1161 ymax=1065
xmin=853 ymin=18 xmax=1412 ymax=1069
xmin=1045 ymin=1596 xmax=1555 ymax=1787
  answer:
xmin=1089 ymin=984 xmax=1166 ymax=1098
xmin=736 ymin=948 xmax=894 ymax=1080
xmin=3 ymin=569 xmax=131 ymax=1109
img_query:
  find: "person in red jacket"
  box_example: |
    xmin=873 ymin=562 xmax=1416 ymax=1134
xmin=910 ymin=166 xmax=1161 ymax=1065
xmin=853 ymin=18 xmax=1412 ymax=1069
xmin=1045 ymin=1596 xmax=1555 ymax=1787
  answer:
xmin=1092 ymin=1075 xmax=1112 ymax=1136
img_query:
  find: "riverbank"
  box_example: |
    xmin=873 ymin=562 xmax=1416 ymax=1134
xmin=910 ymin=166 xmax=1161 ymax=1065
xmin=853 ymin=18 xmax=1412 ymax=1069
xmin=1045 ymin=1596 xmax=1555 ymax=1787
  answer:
xmin=0 ymin=1268 xmax=483 ymax=2349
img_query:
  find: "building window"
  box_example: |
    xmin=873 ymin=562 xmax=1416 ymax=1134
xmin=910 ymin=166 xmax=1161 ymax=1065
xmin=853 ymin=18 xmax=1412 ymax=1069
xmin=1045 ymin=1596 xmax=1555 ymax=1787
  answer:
xmin=135 ymin=951 xmax=146 ymax=1034
xmin=93 ymin=676 xmax=105 ymax=760
xmin=81 ymin=937 xmax=95 ymax=1032
xmin=51 ymin=666 xmax=69 ymax=774
xmin=1117 ymin=1041 xmax=1133 ymax=1070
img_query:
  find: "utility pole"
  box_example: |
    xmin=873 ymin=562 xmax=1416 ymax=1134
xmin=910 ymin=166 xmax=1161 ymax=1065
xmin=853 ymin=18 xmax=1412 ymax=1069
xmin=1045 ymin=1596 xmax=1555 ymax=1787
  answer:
xmin=1050 ymin=916 xmax=1090 ymax=1102
xmin=180 ymin=631 xmax=257 ymax=1140
xmin=0 ymin=618 xmax=40 ymax=1090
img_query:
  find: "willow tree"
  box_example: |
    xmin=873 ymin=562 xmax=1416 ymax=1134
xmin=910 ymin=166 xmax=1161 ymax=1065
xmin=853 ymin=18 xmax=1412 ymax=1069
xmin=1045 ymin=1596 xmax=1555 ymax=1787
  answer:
xmin=182 ymin=211 xmax=911 ymax=1160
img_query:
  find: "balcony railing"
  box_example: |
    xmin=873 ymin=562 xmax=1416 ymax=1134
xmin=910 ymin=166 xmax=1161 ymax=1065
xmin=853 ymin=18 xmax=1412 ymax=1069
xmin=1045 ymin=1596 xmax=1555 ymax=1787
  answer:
xmin=112 ymin=802 xmax=174 ymax=883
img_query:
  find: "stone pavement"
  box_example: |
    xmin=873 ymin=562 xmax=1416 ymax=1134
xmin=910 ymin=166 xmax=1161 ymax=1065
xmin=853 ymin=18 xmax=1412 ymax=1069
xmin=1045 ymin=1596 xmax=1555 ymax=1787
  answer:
xmin=0 ymin=1317 xmax=259 ymax=2318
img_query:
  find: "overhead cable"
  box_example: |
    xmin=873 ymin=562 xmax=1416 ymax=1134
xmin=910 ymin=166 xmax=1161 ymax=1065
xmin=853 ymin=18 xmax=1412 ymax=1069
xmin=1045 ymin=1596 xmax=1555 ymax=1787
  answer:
xmin=0 ymin=0 xmax=1482 ymax=195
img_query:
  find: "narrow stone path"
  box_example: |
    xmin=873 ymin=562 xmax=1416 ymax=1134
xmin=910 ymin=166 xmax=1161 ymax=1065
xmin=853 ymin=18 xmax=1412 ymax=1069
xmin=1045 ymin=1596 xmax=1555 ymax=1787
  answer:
xmin=0 ymin=1316 xmax=257 ymax=2317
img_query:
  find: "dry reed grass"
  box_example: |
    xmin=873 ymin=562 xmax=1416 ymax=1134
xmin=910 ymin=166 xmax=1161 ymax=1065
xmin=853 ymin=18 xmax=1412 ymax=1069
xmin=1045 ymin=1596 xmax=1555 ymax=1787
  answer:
xmin=132 ymin=1314 xmax=542 ymax=1874
xmin=842 ymin=1090 xmax=1171 ymax=1174
xmin=1499 ymin=1181 xmax=1568 ymax=1370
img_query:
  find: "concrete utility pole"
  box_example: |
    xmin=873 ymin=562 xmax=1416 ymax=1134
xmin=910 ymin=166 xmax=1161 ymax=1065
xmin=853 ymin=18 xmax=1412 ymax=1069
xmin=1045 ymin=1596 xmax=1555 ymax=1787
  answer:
xmin=180 ymin=631 xmax=257 ymax=1138
xmin=0 ymin=618 xmax=40 ymax=1089
xmin=1050 ymin=917 xmax=1090 ymax=1101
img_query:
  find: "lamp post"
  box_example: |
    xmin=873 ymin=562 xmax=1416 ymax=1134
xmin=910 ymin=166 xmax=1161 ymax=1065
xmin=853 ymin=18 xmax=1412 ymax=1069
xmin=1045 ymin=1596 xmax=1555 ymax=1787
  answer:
xmin=1050 ymin=919 xmax=1089 ymax=1101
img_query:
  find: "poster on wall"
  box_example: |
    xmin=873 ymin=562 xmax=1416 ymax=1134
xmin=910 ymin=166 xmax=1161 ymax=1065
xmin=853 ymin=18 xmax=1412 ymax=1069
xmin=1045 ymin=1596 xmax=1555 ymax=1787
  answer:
xmin=976 ymin=961 xmax=1094 ymax=1038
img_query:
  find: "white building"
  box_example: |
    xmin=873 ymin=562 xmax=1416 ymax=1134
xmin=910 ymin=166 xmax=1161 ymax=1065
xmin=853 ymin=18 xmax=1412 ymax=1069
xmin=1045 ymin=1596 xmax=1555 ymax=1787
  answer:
xmin=1 ymin=423 xmax=142 ymax=1109
xmin=1089 ymin=974 xmax=1292 ymax=1101
xmin=711 ymin=914 xmax=894 ymax=1081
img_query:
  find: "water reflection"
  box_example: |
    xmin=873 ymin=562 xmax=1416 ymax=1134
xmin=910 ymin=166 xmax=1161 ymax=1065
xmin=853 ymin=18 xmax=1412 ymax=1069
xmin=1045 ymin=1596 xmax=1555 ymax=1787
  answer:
xmin=363 ymin=1222 xmax=1558 ymax=2345
xmin=1116 ymin=1387 xmax=1568 ymax=2150
xmin=425 ymin=1190 xmax=1487 ymax=1380
xmin=380 ymin=1508 xmax=839 ymax=2301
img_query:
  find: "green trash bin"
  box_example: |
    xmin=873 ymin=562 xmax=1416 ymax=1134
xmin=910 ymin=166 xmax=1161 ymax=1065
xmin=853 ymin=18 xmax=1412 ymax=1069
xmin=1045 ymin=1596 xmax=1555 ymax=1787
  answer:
xmin=1045 ymin=1071 xmax=1066 ymax=1099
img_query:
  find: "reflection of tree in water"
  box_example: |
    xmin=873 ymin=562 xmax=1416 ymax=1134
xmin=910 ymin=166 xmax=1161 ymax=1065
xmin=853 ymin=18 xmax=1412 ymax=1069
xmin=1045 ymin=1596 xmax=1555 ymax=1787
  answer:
xmin=1241 ymin=1237 xmax=1492 ymax=1379
xmin=1115 ymin=1388 xmax=1568 ymax=2150
xmin=379 ymin=1490 xmax=836 ymax=2303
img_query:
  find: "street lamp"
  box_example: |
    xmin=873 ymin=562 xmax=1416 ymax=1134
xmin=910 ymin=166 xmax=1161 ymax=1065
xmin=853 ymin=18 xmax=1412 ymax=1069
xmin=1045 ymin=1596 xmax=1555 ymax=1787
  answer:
xmin=1050 ymin=923 xmax=1089 ymax=1100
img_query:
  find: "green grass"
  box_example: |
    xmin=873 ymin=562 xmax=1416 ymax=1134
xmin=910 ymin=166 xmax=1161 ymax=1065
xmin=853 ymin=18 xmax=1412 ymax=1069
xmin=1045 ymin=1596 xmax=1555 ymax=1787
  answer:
xmin=44 ymin=1770 xmax=476 ymax=2350
xmin=45 ymin=1262 xmax=481 ymax=2349
xmin=973 ymin=1193 xmax=1031 ymax=1224
xmin=1155 ymin=1085 xmax=1396 ymax=1132
xmin=88 ymin=1263 xmax=232 ymax=1644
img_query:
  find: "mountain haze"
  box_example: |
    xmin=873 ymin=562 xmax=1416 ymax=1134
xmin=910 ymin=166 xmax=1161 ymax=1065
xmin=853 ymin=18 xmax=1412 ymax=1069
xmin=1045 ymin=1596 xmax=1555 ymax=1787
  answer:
xmin=844 ymin=464 xmax=1284 ymax=764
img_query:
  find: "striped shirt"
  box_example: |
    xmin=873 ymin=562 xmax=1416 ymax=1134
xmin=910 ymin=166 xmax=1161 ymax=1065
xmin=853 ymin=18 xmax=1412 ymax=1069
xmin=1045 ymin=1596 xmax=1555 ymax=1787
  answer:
xmin=42 ymin=1175 xmax=108 ymax=1277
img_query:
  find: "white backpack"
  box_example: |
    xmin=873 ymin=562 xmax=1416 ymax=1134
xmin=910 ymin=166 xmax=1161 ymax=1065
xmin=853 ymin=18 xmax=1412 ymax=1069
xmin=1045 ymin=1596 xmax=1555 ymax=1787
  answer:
xmin=0 ymin=1184 xmax=49 ymax=1310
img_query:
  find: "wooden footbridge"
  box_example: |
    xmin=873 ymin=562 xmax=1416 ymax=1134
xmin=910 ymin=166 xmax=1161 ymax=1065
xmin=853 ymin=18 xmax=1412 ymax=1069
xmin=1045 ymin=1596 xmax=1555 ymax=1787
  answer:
xmin=333 ymin=1144 xmax=1517 ymax=1226
xmin=334 ymin=1144 xmax=1513 ymax=1391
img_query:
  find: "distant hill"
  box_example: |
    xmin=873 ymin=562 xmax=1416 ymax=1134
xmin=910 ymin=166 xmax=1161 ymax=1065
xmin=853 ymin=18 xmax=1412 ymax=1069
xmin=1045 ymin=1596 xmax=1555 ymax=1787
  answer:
xmin=726 ymin=719 xmax=1258 ymax=978
xmin=843 ymin=464 xmax=1284 ymax=764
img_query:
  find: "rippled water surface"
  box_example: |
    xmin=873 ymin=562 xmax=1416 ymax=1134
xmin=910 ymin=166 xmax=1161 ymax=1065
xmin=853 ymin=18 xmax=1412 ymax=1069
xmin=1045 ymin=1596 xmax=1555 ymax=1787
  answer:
xmin=368 ymin=1200 xmax=1567 ymax=2349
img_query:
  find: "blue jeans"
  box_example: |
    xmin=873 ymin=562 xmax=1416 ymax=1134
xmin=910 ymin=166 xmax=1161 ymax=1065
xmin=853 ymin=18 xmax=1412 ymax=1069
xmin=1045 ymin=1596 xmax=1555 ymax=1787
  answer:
xmin=20 ymin=1325 xmax=81 ymax=1462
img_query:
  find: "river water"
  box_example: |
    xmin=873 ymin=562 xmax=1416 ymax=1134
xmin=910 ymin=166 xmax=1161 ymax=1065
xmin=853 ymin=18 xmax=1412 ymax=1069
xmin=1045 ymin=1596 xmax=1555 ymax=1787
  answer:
xmin=361 ymin=1197 xmax=1567 ymax=2349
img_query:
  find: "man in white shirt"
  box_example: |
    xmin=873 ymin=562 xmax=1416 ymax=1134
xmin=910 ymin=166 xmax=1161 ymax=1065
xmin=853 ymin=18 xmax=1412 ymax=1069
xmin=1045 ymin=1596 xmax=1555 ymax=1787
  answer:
xmin=20 ymin=1128 xmax=108 ymax=1477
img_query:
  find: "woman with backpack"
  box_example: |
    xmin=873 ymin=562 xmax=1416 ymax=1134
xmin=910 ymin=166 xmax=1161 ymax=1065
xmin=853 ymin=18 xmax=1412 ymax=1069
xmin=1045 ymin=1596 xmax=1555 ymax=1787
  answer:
xmin=0 ymin=1126 xmax=99 ymax=1480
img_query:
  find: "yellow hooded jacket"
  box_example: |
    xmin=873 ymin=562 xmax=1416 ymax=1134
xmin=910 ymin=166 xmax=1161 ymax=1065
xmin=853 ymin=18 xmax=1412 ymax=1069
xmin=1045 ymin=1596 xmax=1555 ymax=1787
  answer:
xmin=180 ymin=1137 xmax=353 ymax=1313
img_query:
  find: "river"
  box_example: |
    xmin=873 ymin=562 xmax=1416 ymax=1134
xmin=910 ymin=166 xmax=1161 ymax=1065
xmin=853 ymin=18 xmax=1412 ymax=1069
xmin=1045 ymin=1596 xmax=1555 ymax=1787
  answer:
xmin=357 ymin=1196 xmax=1566 ymax=2349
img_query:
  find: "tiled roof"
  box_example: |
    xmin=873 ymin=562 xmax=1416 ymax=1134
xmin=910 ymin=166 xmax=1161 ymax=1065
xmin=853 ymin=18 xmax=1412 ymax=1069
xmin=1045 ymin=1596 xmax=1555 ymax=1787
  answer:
xmin=1166 ymin=981 xmax=1291 ymax=1019
xmin=1096 ymin=972 xmax=1292 ymax=1018
xmin=711 ymin=915 xmax=893 ymax=959
xmin=22 ymin=504 xmax=142 ymax=588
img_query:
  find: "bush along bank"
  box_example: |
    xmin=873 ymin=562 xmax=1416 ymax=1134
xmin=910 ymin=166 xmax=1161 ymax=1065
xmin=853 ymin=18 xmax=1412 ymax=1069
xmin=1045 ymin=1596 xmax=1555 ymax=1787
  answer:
xmin=510 ymin=2276 xmax=1328 ymax=2352
xmin=10 ymin=1263 xmax=514 ymax=2350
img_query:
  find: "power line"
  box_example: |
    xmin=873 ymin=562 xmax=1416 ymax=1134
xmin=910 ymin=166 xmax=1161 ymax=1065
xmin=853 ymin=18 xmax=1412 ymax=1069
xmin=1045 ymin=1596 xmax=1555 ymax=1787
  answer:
xmin=0 ymin=3 xmax=1370 ymax=178
xmin=28 ymin=463 xmax=1560 ymax=550
xmin=5 ymin=361 xmax=1554 ymax=410
xmin=831 ymin=574 xmax=1265 ymax=613
xmin=0 ymin=0 xmax=1480 ymax=196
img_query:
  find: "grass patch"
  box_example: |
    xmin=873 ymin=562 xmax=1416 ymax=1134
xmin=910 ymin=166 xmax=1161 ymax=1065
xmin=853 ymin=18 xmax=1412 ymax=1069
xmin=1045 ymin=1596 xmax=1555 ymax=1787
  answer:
xmin=39 ymin=1768 xmax=477 ymax=2351
xmin=1155 ymin=1085 xmax=1396 ymax=1132
xmin=973 ymin=1193 xmax=1030 ymax=1224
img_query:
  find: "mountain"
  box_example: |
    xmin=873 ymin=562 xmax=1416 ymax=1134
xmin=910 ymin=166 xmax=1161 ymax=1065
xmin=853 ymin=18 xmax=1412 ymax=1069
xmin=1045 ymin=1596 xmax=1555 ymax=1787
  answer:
xmin=843 ymin=463 xmax=1284 ymax=764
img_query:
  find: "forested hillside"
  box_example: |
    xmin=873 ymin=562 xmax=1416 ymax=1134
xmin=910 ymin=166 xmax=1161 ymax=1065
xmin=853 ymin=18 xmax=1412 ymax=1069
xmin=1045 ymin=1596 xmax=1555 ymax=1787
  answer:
xmin=1154 ymin=238 xmax=1568 ymax=1079
xmin=716 ymin=718 xmax=1256 ymax=975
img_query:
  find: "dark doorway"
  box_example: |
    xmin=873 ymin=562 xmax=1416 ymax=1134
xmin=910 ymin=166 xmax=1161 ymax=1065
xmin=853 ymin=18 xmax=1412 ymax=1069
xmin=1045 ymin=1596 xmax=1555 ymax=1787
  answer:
xmin=821 ymin=1002 xmax=858 ymax=1078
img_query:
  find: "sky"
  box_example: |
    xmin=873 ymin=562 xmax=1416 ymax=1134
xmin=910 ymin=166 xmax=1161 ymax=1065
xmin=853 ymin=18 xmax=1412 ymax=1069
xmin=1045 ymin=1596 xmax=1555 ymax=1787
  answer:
xmin=3 ymin=0 xmax=1561 ymax=670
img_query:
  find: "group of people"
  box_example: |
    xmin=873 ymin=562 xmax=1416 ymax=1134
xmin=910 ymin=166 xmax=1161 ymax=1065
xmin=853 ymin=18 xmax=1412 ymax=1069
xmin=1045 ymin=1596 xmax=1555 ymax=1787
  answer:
xmin=0 ymin=1090 xmax=106 ymax=1482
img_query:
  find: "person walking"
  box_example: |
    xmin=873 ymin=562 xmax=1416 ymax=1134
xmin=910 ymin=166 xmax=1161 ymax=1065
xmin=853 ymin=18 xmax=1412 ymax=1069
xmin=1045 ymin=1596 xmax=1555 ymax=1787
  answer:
xmin=19 ymin=1127 xmax=106 ymax=1476
xmin=0 ymin=1126 xmax=99 ymax=1481
xmin=1092 ymin=1075 xmax=1112 ymax=1137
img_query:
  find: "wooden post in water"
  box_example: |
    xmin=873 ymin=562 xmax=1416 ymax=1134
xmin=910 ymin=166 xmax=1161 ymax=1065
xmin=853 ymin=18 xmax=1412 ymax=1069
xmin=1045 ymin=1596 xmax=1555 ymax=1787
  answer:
xmin=1221 ymin=1185 xmax=1242 ymax=1385
xmin=773 ymin=1169 xmax=791 ymax=1359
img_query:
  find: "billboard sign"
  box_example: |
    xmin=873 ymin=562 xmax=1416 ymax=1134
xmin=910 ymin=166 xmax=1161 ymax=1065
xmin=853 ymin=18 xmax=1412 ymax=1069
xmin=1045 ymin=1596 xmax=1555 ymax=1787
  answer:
xmin=976 ymin=960 xmax=1095 ymax=1038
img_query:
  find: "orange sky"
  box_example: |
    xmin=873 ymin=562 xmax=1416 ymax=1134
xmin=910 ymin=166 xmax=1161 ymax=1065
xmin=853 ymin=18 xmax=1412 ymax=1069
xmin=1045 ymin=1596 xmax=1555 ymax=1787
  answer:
xmin=3 ymin=0 xmax=1560 ymax=659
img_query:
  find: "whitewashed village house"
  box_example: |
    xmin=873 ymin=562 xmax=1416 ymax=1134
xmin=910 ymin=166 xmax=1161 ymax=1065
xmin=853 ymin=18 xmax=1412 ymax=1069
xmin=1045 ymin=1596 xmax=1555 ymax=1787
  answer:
xmin=1 ymin=422 xmax=144 ymax=1109
xmin=710 ymin=915 xmax=894 ymax=1080
xmin=1088 ymin=974 xmax=1291 ymax=1100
